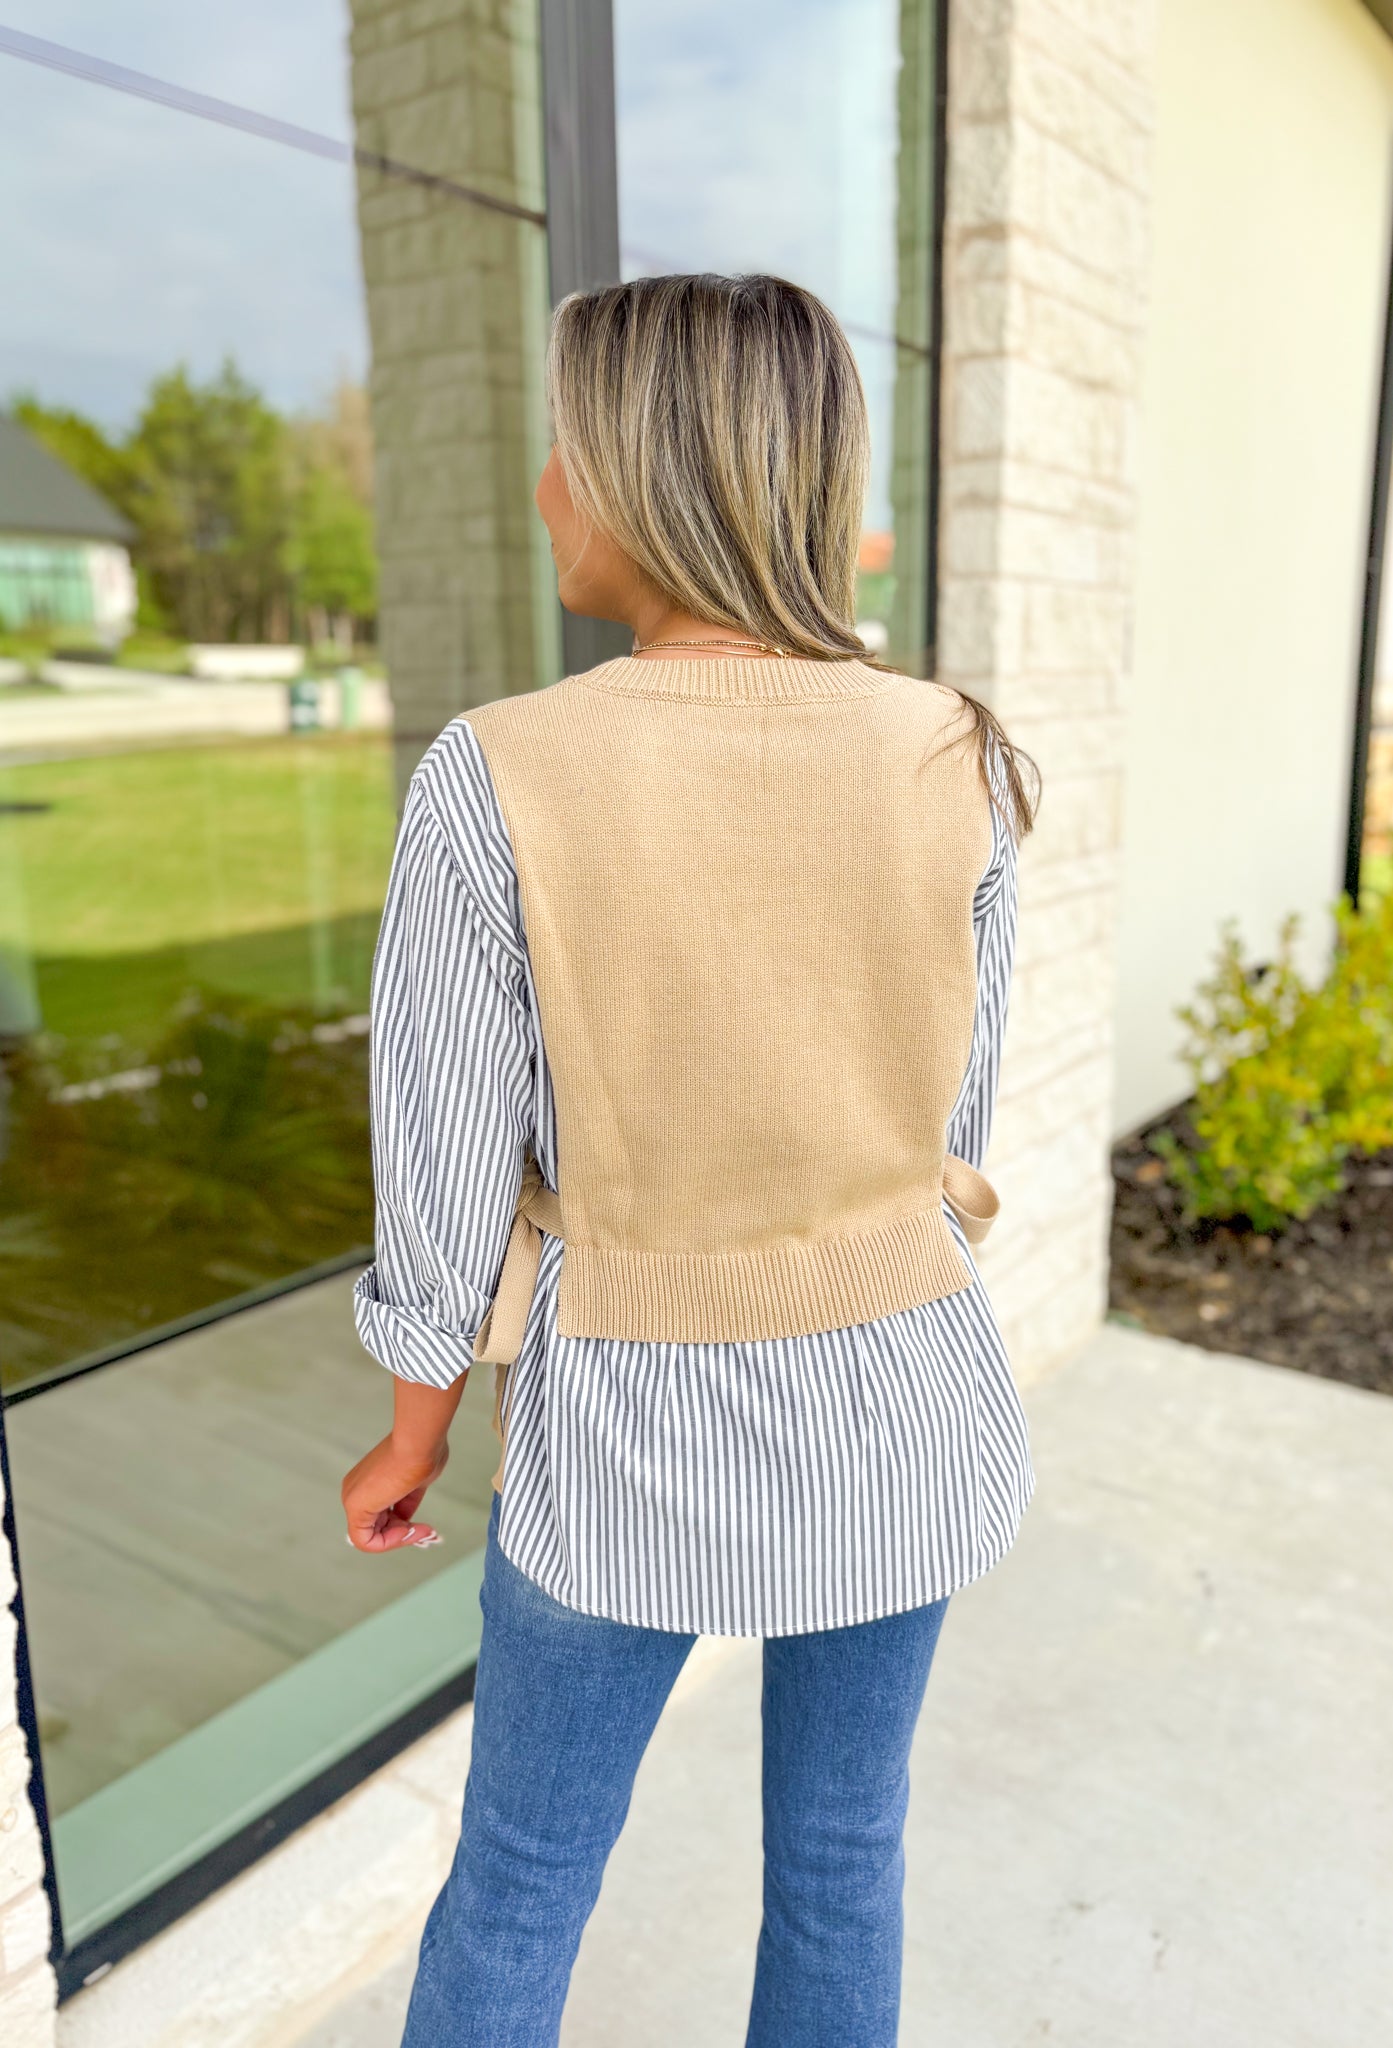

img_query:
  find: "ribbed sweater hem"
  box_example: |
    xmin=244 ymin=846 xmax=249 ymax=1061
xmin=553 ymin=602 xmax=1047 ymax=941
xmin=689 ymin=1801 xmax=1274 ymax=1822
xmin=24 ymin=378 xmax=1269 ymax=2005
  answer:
xmin=555 ymin=1203 xmax=975 ymax=1344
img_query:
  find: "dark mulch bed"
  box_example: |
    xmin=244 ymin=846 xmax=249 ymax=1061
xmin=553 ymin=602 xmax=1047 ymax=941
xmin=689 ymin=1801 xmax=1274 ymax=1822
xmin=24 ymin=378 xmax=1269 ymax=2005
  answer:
xmin=1109 ymin=1109 xmax=1393 ymax=1397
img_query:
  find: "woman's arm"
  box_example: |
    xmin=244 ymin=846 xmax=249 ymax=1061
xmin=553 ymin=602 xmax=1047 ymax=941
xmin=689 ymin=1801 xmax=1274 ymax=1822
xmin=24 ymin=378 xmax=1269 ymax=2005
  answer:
xmin=945 ymin=744 xmax=1020 ymax=1172
xmin=341 ymin=1376 xmax=465 ymax=1550
xmin=344 ymin=744 xmax=536 ymax=1550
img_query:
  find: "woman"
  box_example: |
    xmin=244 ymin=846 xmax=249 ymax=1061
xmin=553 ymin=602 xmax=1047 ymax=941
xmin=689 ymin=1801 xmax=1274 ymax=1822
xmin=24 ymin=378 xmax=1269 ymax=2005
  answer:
xmin=343 ymin=272 xmax=1039 ymax=2047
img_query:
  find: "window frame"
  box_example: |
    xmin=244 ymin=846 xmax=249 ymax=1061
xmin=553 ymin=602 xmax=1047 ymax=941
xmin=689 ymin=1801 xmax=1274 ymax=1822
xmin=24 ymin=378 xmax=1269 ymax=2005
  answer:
xmin=1346 ymin=153 xmax=1393 ymax=906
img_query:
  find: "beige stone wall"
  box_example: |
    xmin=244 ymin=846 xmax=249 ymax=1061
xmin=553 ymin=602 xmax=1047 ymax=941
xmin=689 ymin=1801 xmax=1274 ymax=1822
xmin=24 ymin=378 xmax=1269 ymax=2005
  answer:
xmin=349 ymin=0 xmax=561 ymax=800
xmin=0 ymin=1463 xmax=56 ymax=2046
xmin=1366 ymin=728 xmax=1393 ymax=861
xmin=936 ymin=0 xmax=1156 ymax=1381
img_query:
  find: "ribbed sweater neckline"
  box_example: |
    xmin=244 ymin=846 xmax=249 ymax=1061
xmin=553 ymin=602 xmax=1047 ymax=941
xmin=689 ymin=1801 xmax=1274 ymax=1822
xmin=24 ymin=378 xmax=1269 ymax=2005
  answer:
xmin=578 ymin=653 xmax=900 ymax=704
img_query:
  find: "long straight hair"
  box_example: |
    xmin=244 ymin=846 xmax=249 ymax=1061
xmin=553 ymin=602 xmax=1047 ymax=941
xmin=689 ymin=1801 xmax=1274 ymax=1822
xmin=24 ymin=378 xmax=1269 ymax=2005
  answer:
xmin=546 ymin=272 xmax=1040 ymax=840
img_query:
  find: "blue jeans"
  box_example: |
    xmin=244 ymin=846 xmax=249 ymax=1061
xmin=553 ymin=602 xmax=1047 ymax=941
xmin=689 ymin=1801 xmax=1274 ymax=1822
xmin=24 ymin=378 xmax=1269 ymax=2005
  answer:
xmin=401 ymin=1495 xmax=949 ymax=2047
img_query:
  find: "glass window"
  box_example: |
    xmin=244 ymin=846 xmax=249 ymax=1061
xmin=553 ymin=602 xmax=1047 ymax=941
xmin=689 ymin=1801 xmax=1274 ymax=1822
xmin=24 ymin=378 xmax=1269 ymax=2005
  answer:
xmin=0 ymin=0 xmax=553 ymax=1971
xmin=612 ymin=0 xmax=940 ymax=672
xmin=1 ymin=0 xmax=947 ymax=1979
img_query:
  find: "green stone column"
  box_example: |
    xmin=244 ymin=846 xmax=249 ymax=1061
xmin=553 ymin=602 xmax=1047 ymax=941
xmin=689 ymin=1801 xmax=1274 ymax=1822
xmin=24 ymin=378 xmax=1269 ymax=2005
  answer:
xmin=348 ymin=0 xmax=561 ymax=799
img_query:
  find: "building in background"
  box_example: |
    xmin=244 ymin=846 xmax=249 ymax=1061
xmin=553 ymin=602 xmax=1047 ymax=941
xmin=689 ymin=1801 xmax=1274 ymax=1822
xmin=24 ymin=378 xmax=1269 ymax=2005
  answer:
xmin=0 ymin=417 xmax=136 ymax=643
xmin=1 ymin=1 xmax=1392 ymax=2041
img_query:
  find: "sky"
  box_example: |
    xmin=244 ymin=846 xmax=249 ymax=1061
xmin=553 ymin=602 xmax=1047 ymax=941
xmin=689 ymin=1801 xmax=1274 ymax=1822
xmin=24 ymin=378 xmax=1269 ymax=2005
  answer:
xmin=614 ymin=0 xmax=910 ymax=525
xmin=0 ymin=2 xmax=367 ymax=429
xmin=0 ymin=1 xmax=914 ymax=519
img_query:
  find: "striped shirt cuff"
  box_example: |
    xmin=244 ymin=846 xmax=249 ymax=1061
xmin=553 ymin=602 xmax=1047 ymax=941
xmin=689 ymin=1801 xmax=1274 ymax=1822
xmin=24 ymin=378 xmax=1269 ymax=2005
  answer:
xmin=352 ymin=1264 xmax=478 ymax=1387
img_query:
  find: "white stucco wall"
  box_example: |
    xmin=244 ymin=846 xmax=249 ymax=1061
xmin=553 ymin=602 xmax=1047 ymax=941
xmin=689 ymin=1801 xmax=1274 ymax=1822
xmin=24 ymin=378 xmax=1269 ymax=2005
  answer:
xmin=1115 ymin=0 xmax=1393 ymax=1134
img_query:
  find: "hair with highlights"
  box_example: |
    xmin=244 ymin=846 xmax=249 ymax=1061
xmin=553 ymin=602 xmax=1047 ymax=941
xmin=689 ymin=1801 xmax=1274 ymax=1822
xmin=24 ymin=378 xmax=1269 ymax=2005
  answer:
xmin=546 ymin=272 xmax=1039 ymax=838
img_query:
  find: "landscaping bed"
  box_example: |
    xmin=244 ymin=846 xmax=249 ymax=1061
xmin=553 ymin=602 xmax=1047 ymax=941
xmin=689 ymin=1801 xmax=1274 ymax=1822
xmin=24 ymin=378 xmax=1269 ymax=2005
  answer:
xmin=1110 ymin=1108 xmax=1393 ymax=1396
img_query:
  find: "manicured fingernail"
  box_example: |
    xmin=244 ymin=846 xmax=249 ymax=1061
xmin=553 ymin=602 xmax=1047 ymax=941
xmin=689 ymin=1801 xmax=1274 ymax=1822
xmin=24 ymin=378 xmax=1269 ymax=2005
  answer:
xmin=344 ymin=1535 xmax=356 ymax=1548
xmin=413 ymin=1532 xmax=443 ymax=1548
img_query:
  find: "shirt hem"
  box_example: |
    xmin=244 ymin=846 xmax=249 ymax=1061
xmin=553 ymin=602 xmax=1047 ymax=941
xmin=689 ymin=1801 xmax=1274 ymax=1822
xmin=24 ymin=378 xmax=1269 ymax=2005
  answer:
xmin=493 ymin=1466 xmax=1036 ymax=1639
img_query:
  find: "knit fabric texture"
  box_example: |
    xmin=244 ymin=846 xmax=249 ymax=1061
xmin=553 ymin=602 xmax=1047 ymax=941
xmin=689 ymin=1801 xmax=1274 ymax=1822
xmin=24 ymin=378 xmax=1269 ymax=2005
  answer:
xmin=465 ymin=654 xmax=995 ymax=1345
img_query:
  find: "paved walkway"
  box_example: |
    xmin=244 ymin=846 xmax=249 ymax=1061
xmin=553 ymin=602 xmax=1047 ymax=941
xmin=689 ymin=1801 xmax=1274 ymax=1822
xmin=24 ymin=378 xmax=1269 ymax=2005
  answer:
xmin=293 ymin=1321 xmax=1392 ymax=2048
xmin=0 ymin=667 xmax=390 ymax=759
xmin=71 ymin=1320 xmax=1386 ymax=2048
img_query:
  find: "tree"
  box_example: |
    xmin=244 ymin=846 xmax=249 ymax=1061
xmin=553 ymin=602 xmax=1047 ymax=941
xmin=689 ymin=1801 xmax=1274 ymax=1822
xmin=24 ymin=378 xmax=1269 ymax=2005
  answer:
xmin=127 ymin=362 xmax=297 ymax=644
xmin=7 ymin=366 xmax=380 ymax=648
xmin=289 ymin=380 xmax=378 ymax=648
xmin=291 ymin=463 xmax=377 ymax=648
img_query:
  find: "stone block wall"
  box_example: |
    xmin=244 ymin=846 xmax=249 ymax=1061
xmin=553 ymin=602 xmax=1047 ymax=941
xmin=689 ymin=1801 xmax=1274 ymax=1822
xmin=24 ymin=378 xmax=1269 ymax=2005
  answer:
xmin=1364 ymin=728 xmax=1393 ymax=859
xmin=349 ymin=0 xmax=560 ymax=800
xmin=936 ymin=0 xmax=1156 ymax=1380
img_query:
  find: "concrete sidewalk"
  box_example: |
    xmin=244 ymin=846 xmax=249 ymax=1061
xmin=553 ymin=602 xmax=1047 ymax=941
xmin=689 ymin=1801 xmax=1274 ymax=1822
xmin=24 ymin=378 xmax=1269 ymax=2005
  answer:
xmin=265 ymin=1324 xmax=1393 ymax=2043
xmin=0 ymin=669 xmax=391 ymax=759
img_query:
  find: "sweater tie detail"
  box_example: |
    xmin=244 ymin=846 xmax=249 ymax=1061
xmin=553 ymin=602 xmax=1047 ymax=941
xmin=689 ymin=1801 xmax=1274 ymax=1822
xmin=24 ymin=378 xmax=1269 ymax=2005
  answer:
xmin=472 ymin=1153 xmax=1000 ymax=1370
xmin=473 ymin=1153 xmax=562 ymax=1367
xmin=940 ymin=1153 xmax=1001 ymax=1245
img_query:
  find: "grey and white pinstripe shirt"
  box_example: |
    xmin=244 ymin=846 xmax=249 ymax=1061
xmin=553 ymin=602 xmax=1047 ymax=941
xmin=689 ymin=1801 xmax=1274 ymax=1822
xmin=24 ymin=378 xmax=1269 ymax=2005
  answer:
xmin=353 ymin=714 xmax=1034 ymax=1637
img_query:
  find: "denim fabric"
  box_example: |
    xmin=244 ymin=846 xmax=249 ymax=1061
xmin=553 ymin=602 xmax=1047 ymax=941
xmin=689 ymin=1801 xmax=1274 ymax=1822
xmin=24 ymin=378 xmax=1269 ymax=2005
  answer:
xmin=401 ymin=1494 xmax=949 ymax=2048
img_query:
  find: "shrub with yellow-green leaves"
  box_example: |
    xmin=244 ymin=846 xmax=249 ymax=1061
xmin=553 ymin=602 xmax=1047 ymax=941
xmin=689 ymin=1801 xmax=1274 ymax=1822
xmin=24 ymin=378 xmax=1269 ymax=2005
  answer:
xmin=1151 ymin=888 xmax=1393 ymax=1232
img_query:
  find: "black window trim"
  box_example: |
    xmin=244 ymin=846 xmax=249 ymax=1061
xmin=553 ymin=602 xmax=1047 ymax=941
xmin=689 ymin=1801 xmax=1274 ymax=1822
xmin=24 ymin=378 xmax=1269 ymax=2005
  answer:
xmin=1347 ymin=146 xmax=1393 ymax=906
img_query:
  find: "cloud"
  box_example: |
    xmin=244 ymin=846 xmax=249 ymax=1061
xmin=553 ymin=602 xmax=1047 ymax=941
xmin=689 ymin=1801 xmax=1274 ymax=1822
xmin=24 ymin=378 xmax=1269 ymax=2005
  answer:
xmin=0 ymin=0 xmax=925 ymax=528
xmin=0 ymin=2 xmax=364 ymax=428
xmin=614 ymin=0 xmax=913 ymax=523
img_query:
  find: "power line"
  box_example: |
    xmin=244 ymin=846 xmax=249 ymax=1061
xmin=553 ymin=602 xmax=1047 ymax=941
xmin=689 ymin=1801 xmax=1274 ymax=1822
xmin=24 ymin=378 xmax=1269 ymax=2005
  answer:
xmin=0 ymin=22 xmax=548 ymax=227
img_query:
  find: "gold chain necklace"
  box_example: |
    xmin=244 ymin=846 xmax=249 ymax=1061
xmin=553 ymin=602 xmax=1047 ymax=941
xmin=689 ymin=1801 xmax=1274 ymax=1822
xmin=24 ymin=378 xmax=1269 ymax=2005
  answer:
xmin=631 ymin=635 xmax=789 ymax=658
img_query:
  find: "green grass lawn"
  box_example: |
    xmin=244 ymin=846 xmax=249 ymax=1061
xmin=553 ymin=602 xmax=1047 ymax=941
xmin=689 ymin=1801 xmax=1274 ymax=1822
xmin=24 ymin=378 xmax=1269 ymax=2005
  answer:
xmin=1 ymin=733 xmax=397 ymax=1047
xmin=1 ymin=733 xmax=400 ymax=1383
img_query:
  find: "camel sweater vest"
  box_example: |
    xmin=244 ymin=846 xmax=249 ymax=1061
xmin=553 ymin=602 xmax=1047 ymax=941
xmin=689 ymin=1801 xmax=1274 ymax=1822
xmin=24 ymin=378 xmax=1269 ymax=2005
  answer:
xmin=463 ymin=653 xmax=1001 ymax=1361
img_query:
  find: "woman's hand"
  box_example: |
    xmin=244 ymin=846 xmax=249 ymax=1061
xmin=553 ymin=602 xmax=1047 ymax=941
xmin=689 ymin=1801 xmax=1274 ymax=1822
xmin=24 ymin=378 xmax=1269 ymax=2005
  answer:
xmin=342 ymin=1375 xmax=468 ymax=1552
xmin=342 ymin=1433 xmax=449 ymax=1551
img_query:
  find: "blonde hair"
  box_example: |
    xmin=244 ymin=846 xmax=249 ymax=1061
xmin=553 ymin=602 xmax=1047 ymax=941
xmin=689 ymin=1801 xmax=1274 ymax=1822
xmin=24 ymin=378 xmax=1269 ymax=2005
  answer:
xmin=546 ymin=273 xmax=1039 ymax=838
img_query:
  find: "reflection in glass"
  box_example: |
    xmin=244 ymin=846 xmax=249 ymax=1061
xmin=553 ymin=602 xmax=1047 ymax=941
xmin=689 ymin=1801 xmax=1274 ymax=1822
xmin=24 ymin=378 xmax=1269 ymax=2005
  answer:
xmin=613 ymin=0 xmax=939 ymax=671
xmin=0 ymin=2 xmax=553 ymax=1952
xmin=6 ymin=1322 xmax=500 ymax=1941
xmin=0 ymin=72 xmax=386 ymax=1386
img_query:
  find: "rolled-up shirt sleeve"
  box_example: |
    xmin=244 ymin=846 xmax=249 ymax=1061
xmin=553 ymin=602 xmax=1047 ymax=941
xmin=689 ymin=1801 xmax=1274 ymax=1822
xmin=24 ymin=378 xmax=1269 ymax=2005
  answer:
xmin=353 ymin=757 xmax=535 ymax=1388
xmin=945 ymin=731 xmax=1020 ymax=1173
